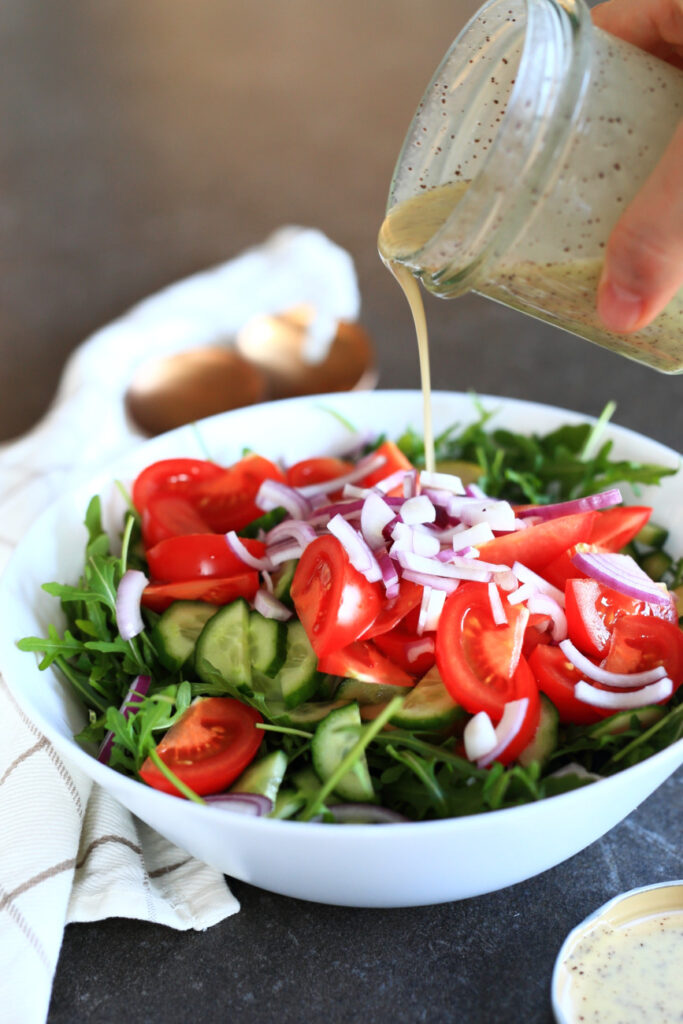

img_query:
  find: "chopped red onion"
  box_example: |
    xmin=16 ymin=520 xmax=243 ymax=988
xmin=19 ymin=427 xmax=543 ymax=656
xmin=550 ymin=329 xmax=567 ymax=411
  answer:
xmin=116 ymin=569 xmax=149 ymax=641
xmin=506 ymin=581 xmax=538 ymax=606
xmin=403 ymin=469 xmax=419 ymax=500
xmin=405 ymin=636 xmax=436 ymax=663
xmin=494 ymin=570 xmax=519 ymax=592
xmin=265 ymin=519 xmax=317 ymax=549
xmin=343 ymin=483 xmax=371 ymax=499
xmin=488 ymin=582 xmax=508 ymax=625
xmin=267 ymin=540 xmax=305 ymax=566
xmin=256 ymin=479 xmax=313 ymax=520
xmin=98 ymin=674 xmax=150 ymax=764
xmin=421 ymin=488 xmax=455 ymax=509
xmin=559 ymin=638 xmax=670 ymax=688
xmin=402 ymin=570 xmax=460 ymax=594
xmin=297 ymin=452 xmax=387 ymax=497
xmin=419 ymin=470 xmax=465 ymax=495
xmin=465 ymin=483 xmax=488 ymax=498
xmin=572 ymin=551 xmax=673 ymax=607
xmin=391 ymin=522 xmax=441 ymax=558
xmin=452 ymin=522 xmax=497 ymax=550
xmin=527 ymin=592 xmax=567 ymax=642
xmin=361 ymin=491 xmax=397 ymax=550
xmin=226 ymin=531 xmax=274 ymax=571
xmin=204 ymin=793 xmax=273 ymax=816
xmin=253 ymin=588 xmax=292 ymax=621
xmin=401 ymin=494 xmax=437 ymax=525
xmin=396 ymin=550 xmax=493 ymax=583
xmin=450 ymin=497 xmax=517 ymax=532
xmin=477 ymin=698 xmax=529 ymax=768
xmin=464 ymin=711 xmax=497 ymax=761
xmin=512 ymin=561 xmax=566 ymax=606
xmin=418 ymin=587 xmax=446 ymax=633
xmin=516 ymin=487 xmax=623 ymax=520
xmin=574 ymin=677 xmax=673 ymax=710
xmin=328 ymin=514 xmax=382 ymax=582
xmin=374 ymin=468 xmax=409 ymax=494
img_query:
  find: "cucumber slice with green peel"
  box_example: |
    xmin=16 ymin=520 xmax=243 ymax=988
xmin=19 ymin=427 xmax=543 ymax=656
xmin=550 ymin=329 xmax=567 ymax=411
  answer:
xmin=336 ymin=677 xmax=409 ymax=705
xmin=271 ymin=788 xmax=306 ymax=819
xmin=639 ymin=550 xmax=672 ymax=581
xmin=278 ymin=620 xmax=320 ymax=708
xmin=272 ymin=559 xmax=298 ymax=608
xmin=517 ymin=694 xmax=559 ymax=769
xmin=283 ymin=699 xmax=349 ymax=726
xmin=152 ymin=601 xmax=219 ymax=671
xmin=312 ymin=702 xmax=375 ymax=802
xmin=588 ymin=705 xmax=666 ymax=738
xmin=634 ymin=521 xmax=669 ymax=550
xmin=389 ymin=667 xmax=463 ymax=731
xmin=231 ymin=750 xmax=288 ymax=803
xmin=194 ymin=598 xmax=252 ymax=692
xmin=248 ymin=611 xmax=286 ymax=677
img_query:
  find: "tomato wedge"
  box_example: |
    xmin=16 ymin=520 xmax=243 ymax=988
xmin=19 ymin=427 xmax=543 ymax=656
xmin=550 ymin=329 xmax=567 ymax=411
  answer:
xmin=490 ymin=668 xmax=542 ymax=765
xmin=435 ymin=582 xmax=535 ymax=719
xmin=146 ymin=534 xmax=267 ymax=582
xmin=602 ymin=615 xmax=683 ymax=689
xmin=373 ymin=628 xmax=436 ymax=678
xmin=141 ymin=573 xmax=259 ymax=613
xmin=192 ymin=454 xmax=285 ymax=533
xmin=290 ymin=535 xmax=383 ymax=657
xmin=318 ymin=640 xmax=415 ymax=687
xmin=565 ymin=578 xmax=677 ymax=659
xmin=140 ymin=697 xmax=263 ymax=796
xmin=589 ymin=506 xmax=652 ymax=550
xmin=133 ymin=458 xmax=225 ymax=513
xmin=478 ymin=511 xmax=598 ymax=575
xmin=528 ymin=645 xmax=609 ymax=725
xmin=359 ymin=579 xmax=423 ymax=640
xmin=285 ymin=456 xmax=353 ymax=489
xmin=359 ymin=441 xmax=413 ymax=490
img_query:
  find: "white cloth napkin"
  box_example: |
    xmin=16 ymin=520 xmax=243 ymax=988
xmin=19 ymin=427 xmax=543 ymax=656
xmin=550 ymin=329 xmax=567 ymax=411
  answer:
xmin=0 ymin=227 xmax=360 ymax=1024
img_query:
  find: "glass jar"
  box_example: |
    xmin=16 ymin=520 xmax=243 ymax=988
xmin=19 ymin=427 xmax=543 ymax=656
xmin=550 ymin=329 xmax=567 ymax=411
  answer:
xmin=380 ymin=0 xmax=683 ymax=372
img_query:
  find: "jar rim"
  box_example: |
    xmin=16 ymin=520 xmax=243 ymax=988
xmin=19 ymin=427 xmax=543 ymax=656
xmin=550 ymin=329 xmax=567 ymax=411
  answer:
xmin=385 ymin=0 xmax=593 ymax=295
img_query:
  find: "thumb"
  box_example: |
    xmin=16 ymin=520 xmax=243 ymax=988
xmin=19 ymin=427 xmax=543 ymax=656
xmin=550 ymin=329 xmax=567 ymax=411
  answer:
xmin=597 ymin=119 xmax=683 ymax=333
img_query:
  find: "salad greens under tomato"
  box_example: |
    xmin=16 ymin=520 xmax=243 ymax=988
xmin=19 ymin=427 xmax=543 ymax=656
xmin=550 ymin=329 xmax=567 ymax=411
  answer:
xmin=18 ymin=404 xmax=683 ymax=823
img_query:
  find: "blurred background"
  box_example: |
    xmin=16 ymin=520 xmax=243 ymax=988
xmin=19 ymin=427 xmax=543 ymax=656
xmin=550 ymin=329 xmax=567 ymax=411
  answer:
xmin=0 ymin=0 xmax=680 ymax=446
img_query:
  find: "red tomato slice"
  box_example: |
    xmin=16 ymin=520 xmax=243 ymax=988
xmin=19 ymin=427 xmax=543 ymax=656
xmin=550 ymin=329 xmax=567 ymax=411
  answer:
xmin=359 ymin=441 xmax=413 ymax=490
xmin=603 ymin=615 xmax=683 ymax=690
xmin=192 ymin=454 xmax=285 ymax=533
xmin=146 ymin=534 xmax=267 ymax=582
xmin=522 ymin=612 xmax=553 ymax=659
xmin=318 ymin=640 xmax=415 ymax=687
xmin=435 ymin=582 xmax=533 ymax=719
xmin=542 ymin=543 xmax=595 ymax=589
xmin=589 ymin=506 xmax=652 ymax=550
xmin=565 ymin=578 xmax=678 ymax=660
xmin=360 ymin=579 xmax=423 ymax=640
xmin=285 ymin=457 xmax=353 ymax=489
xmin=528 ymin=644 xmax=610 ymax=725
xmin=141 ymin=572 xmax=259 ymax=613
xmin=290 ymin=535 xmax=383 ymax=657
xmin=477 ymin=511 xmax=598 ymax=575
xmin=490 ymin=661 xmax=542 ymax=765
xmin=133 ymin=458 xmax=225 ymax=513
xmin=139 ymin=697 xmax=263 ymax=796
xmin=141 ymin=494 xmax=213 ymax=548
xmin=373 ymin=628 xmax=436 ymax=678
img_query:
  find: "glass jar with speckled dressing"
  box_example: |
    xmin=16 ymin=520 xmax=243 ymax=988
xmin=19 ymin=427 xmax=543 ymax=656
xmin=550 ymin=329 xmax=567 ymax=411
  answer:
xmin=379 ymin=0 xmax=683 ymax=372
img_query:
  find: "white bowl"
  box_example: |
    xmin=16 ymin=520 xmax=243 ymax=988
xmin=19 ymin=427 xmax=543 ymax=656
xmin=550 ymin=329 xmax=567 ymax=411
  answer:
xmin=1 ymin=390 xmax=681 ymax=908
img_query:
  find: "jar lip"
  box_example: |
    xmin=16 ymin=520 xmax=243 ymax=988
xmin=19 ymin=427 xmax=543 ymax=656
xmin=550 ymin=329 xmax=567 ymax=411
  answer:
xmin=386 ymin=0 xmax=593 ymax=294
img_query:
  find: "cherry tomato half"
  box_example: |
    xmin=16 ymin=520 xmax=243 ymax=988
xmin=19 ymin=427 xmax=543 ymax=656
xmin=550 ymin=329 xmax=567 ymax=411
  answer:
xmin=435 ymin=582 xmax=535 ymax=719
xmin=290 ymin=535 xmax=383 ymax=657
xmin=478 ymin=511 xmax=598 ymax=575
xmin=360 ymin=579 xmax=423 ymax=640
xmin=588 ymin=506 xmax=652 ymax=551
xmin=528 ymin=644 xmax=609 ymax=725
xmin=285 ymin=457 xmax=353 ymax=489
xmin=141 ymin=494 xmax=213 ymax=548
xmin=603 ymin=615 xmax=683 ymax=690
xmin=565 ymin=578 xmax=677 ymax=660
xmin=140 ymin=697 xmax=263 ymax=796
xmin=146 ymin=534 xmax=267 ymax=582
xmin=133 ymin=458 xmax=225 ymax=514
xmin=359 ymin=441 xmax=413 ymax=490
xmin=192 ymin=454 xmax=285 ymax=533
xmin=318 ymin=640 xmax=414 ymax=687
xmin=141 ymin=572 xmax=259 ymax=613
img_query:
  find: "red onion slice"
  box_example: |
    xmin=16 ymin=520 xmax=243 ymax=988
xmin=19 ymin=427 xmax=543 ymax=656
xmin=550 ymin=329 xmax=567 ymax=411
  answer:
xmin=572 ymin=551 xmax=673 ymax=607
xmin=477 ymin=698 xmax=529 ymax=768
xmin=417 ymin=587 xmax=446 ymax=633
xmin=297 ymin=452 xmax=387 ymax=498
xmin=464 ymin=711 xmax=497 ymax=761
xmin=512 ymin=561 xmax=566 ymax=606
xmin=488 ymin=582 xmax=508 ymax=625
xmin=574 ymin=677 xmax=673 ymax=710
xmin=265 ymin=519 xmax=317 ymax=549
xmin=204 ymin=793 xmax=273 ymax=816
xmin=226 ymin=531 xmax=274 ymax=571
xmin=527 ymin=592 xmax=567 ymax=642
xmin=253 ymin=588 xmax=293 ymax=621
xmin=419 ymin=470 xmax=465 ymax=495
xmin=516 ymin=487 xmax=623 ymax=520
xmin=257 ymin=479 xmax=313 ymax=520
xmin=396 ymin=550 xmax=494 ymax=583
xmin=402 ymin=569 xmax=460 ymax=594
xmin=98 ymin=674 xmax=151 ymax=764
xmin=401 ymin=494 xmax=437 ymax=525
xmin=116 ymin=569 xmax=149 ymax=641
xmin=377 ymin=551 xmax=400 ymax=599
xmin=328 ymin=514 xmax=382 ymax=582
xmin=373 ymin=468 xmax=409 ymax=494
xmin=559 ymin=638 xmax=670 ymax=687
xmin=406 ymin=636 xmax=436 ymax=663
xmin=361 ymin=491 xmax=397 ymax=550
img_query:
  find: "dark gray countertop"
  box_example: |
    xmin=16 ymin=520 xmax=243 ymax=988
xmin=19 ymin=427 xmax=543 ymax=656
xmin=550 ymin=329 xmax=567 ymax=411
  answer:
xmin=1 ymin=2 xmax=681 ymax=1021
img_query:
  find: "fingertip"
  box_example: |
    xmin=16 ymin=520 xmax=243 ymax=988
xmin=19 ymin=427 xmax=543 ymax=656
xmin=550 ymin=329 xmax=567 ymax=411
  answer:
xmin=596 ymin=273 xmax=646 ymax=334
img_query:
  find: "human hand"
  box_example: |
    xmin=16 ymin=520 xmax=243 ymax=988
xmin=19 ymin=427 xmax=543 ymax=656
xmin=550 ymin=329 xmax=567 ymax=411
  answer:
xmin=592 ymin=0 xmax=683 ymax=333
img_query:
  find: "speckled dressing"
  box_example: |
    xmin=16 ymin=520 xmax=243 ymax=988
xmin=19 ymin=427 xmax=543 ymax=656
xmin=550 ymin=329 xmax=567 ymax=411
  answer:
xmin=383 ymin=0 xmax=683 ymax=372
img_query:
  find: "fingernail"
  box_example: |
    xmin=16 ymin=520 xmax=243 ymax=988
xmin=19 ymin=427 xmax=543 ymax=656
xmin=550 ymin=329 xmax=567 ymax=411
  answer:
xmin=597 ymin=277 xmax=645 ymax=333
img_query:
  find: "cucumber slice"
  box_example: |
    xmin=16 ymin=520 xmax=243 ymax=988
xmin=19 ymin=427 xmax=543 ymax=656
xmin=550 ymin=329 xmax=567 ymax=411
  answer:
xmin=284 ymin=699 xmax=348 ymax=726
xmin=336 ymin=677 xmax=408 ymax=705
xmin=194 ymin=598 xmax=252 ymax=692
xmin=152 ymin=601 xmax=219 ymax=671
xmin=588 ymin=705 xmax=665 ymax=738
xmin=640 ymin=551 xmax=672 ymax=581
xmin=312 ymin=702 xmax=375 ymax=802
xmin=272 ymin=559 xmax=298 ymax=608
xmin=389 ymin=666 xmax=463 ymax=731
xmin=248 ymin=611 xmax=286 ymax=677
xmin=231 ymin=750 xmax=288 ymax=803
xmin=271 ymin=788 xmax=306 ymax=819
xmin=278 ymin=620 xmax=320 ymax=708
xmin=634 ymin=521 xmax=669 ymax=550
xmin=517 ymin=694 xmax=559 ymax=769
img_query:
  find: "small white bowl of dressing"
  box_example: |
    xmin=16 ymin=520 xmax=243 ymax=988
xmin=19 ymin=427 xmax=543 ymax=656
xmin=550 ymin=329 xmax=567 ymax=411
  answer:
xmin=552 ymin=880 xmax=683 ymax=1024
